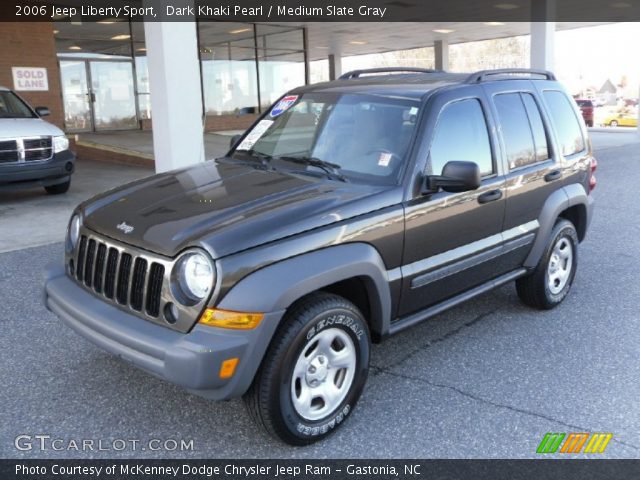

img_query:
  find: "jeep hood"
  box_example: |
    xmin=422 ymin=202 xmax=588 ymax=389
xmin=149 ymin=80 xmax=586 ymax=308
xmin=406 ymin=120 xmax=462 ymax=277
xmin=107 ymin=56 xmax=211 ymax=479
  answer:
xmin=81 ymin=160 xmax=397 ymax=258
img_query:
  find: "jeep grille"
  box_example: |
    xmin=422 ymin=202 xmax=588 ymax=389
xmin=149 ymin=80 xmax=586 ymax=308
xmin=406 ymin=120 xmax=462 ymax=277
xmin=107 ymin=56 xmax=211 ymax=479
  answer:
xmin=74 ymin=233 xmax=165 ymax=318
xmin=67 ymin=227 xmax=213 ymax=333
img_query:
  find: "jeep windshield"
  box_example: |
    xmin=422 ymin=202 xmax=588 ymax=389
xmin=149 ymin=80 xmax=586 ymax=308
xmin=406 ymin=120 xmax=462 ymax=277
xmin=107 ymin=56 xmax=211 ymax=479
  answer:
xmin=0 ymin=91 xmax=36 ymax=119
xmin=230 ymin=93 xmax=421 ymax=185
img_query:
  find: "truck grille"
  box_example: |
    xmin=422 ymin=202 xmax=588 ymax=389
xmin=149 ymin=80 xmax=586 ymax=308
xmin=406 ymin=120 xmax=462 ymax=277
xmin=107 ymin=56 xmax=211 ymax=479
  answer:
xmin=73 ymin=232 xmax=166 ymax=319
xmin=0 ymin=136 xmax=53 ymax=164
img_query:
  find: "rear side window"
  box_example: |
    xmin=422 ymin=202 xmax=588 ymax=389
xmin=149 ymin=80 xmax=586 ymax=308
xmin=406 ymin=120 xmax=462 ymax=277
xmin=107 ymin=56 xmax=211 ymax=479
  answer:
xmin=430 ymin=98 xmax=493 ymax=176
xmin=494 ymin=92 xmax=550 ymax=170
xmin=543 ymin=91 xmax=585 ymax=156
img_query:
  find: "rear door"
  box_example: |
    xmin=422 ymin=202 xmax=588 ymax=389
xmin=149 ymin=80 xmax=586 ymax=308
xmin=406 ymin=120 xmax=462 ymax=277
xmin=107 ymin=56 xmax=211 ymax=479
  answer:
xmin=483 ymin=82 xmax=561 ymax=271
xmin=398 ymin=87 xmax=507 ymax=317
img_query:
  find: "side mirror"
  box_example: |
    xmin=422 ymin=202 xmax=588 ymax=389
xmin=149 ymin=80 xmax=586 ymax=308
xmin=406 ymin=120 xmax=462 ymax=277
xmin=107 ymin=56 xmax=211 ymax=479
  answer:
xmin=35 ymin=106 xmax=50 ymax=117
xmin=423 ymin=160 xmax=481 ymax=194
xmin=229 ymin=134 xmax=242 ymax=150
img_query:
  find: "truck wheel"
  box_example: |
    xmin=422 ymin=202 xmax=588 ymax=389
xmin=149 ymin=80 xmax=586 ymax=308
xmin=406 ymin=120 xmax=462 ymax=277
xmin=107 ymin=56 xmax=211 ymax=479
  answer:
xmin=244 ymin=292 xmax=370 ymax=445
xmin=516 ymin=219 xmax=578 ymax=310
xmin=44 ymin=179 xmax=70 ymax=195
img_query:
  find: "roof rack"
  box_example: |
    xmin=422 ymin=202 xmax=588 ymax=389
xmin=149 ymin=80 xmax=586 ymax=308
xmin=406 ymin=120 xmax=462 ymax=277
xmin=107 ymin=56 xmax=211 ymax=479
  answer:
xmin=465 ymin=68 xmax=556 ymax=83
xmin=339 ymin=67 xmax=440 ymax=80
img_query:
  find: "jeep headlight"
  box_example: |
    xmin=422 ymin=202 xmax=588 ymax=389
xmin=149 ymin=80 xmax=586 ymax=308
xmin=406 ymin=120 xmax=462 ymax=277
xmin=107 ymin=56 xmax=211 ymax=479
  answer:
xmin=53 ymin=135 xmax=69 ymax=153
xmin=68 ymin=214 xmax=81 ymax=249
xmin=172 ymin=250 xmax=215 ymax=304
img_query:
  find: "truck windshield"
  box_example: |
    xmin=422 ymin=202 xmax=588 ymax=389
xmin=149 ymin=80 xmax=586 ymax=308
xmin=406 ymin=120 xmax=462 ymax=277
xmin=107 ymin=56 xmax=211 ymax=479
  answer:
xmin=231 ymin=93 xmax=421 ymax=184
xmin=0 ymin=91 xmax=36 ymax=119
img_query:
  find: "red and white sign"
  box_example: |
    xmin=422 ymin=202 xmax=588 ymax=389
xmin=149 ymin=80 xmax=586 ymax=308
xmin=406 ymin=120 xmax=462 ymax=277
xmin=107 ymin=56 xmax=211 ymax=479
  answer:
xmin=12 ymin=67 xmax=49 ymax=91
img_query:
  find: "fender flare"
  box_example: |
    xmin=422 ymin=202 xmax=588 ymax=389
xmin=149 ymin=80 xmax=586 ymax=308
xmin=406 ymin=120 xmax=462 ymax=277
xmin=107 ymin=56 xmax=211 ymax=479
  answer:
xmin=524 ymin=183 xmax=590 ymax=268
xmin=217 ymin=243 xmax=393 ymax=338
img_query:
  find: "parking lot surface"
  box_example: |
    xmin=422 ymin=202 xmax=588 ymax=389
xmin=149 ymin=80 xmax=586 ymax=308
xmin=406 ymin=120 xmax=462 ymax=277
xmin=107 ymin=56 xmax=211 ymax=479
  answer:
xmin=1 ymin=132 xmax=639 ymax=458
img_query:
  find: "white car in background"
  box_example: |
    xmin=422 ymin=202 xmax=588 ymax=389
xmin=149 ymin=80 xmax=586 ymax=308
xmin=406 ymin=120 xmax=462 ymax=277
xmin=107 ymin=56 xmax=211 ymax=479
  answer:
xmin=0 ymin=86 xmax=75 ymax=194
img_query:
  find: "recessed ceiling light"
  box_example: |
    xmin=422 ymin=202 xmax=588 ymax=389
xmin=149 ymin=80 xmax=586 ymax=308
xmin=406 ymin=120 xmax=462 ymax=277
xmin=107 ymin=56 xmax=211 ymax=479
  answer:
xmin=349 ymin=40 xmax=368 ymax=45
xmin=433 ymin=29 xmax=455 ymax=34
xmin=68 ymin=46 xmax=82 ymax=50
xmin=110 ymin=34 xmax=131 ymax=40
xmin=229 ymin=28 xmax=251 ymax=34
xmin=611 ymin=1 xmax=632 ymax=7
xmin=136 ymin=47 xmax=147 ymax=52
xmin=53 ymin=29 xmax=59 ymax=34
xmin=484 ymin=21 xmax=506 ymax=26
xmin=97 ymin=20 xmax=116 ymax=24
xmin=494 ymin=3 xmax=520 ymax=9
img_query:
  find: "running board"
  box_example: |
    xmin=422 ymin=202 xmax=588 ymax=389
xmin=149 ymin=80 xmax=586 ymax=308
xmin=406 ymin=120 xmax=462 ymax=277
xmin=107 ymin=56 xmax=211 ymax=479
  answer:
xmin=386 ymin=268 xmax=528 ymax=337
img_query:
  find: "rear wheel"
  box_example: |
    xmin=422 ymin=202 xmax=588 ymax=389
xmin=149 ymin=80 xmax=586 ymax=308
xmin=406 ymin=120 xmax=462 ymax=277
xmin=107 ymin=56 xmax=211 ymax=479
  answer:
xmin=244 ymin=292 xmax=370 ymax=445
xmin=609 ymin=120 xmax=619 ymax=127
xmin=516 ymin=219 xmax=578 ymax=309
xmin=44 ymin=178 xmax=70 ymax=195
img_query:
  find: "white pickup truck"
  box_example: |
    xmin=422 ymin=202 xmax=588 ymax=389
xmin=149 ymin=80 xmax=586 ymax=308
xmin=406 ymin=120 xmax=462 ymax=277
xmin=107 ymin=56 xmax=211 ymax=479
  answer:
xmin=0 ymin=86 xmax=75 ymax=194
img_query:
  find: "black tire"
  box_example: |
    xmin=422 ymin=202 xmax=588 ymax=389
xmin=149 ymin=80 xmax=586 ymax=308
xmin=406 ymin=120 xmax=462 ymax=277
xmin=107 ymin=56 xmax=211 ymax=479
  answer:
xmin=44 ymin=179 xmax=70 ymax=195
xmin=516 ymin=219 xmax=578 ymax=310
xmin=609 ymin=120 xmax=618 ymax=127
xmin=244 ymin=292 xmax=371 ymax=445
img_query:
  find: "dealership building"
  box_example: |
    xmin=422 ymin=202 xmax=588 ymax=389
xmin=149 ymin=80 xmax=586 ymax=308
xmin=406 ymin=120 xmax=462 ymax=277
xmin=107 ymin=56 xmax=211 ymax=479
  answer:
xmin=0 ymin=5 xmax=614 ymax=172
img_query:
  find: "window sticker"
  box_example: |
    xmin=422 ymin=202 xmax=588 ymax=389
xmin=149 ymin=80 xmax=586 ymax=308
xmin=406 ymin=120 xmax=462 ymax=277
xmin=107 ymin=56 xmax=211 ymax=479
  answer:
xmin=236 ymin=119 xmax=274 ymax=151
xmin=269 ymin=95 xmax=299 ymax=117
xmin=378 ymin=152 xmax=393 ymax=167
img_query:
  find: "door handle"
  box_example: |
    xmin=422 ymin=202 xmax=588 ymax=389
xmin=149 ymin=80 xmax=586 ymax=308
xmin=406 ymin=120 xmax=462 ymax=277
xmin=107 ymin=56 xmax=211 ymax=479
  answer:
xmin=478 ymin=189 xmax=503 ymax=204
xmin=544 ymin=170 xmax=562 ymax=182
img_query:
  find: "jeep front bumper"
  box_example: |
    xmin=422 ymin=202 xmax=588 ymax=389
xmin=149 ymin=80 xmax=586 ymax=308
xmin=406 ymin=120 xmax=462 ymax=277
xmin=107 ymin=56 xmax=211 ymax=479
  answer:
xmin=43 ymin=263 xmax=284 ymax=400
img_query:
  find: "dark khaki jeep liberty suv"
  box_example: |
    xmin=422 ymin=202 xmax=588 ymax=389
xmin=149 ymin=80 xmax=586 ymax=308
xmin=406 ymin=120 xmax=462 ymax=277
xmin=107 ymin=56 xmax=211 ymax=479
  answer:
xmin=44 ymin=68 xmax=596 ymax=445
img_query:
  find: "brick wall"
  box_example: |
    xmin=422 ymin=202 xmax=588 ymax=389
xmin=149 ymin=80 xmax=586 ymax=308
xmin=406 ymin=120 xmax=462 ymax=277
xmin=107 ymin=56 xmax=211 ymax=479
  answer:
xmin=0 ymin=22 xmax=64 ymax=129
xmin=141 ymin=114 xmax=258 ymax=133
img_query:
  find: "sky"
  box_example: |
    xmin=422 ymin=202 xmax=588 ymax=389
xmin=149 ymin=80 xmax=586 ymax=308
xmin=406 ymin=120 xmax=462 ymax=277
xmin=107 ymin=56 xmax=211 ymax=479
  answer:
xmin=555 ymin=23 xmax=640 ymax=95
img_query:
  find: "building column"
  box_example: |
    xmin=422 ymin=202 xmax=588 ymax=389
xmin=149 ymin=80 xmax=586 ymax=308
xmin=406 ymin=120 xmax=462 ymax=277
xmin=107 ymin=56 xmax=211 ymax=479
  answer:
xmin=530 ymin=22 xmax=555 ymax=71
xmin=530 ymin=0 xmax=556 ymax=71
xmin=434 ymin=39 xmax=449 ymax=71
xmin=328 ymin=53 xmax=342 ymax=81
xmin=143 ymin=19 xmax=204 ymax=173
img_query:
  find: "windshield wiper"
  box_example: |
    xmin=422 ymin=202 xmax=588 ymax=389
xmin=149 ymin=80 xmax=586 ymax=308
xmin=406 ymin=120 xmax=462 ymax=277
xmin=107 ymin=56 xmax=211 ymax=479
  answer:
xmin=275 ymin=156 xmax=347 ymax=182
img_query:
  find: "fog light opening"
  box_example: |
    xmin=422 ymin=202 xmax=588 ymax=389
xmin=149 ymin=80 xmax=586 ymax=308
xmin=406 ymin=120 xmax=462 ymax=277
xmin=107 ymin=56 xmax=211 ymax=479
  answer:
xmin=64 ymin=162 xmax=74 ymax=172
xmin=164 ymin=302 xmax=179 ymax=324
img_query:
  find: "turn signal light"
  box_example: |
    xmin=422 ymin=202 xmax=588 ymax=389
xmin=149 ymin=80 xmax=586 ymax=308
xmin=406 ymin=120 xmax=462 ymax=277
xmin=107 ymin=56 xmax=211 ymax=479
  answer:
xmin=198 ymin=308 xmax=264 ymax=330
xmin=589 ymin=158 xmax=598 ymax=192
xmin=219 ymin=358 xmax=239 ymax=379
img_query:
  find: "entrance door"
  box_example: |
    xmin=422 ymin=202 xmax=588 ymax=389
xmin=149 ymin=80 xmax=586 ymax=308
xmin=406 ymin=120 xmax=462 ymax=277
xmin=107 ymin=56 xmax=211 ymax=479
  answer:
xmin=89 ymin=61 xmax=138 ymax=130
xmin=59 ymin=60 xmax=92 ymax=132
xmin=59 ymin=59 xmax=139 ymax=132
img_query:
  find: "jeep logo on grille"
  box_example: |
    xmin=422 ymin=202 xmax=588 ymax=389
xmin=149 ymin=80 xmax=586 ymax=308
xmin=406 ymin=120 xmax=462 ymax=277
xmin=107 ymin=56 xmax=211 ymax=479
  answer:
xmin=116 ymin=222 xmax=134 ymax=234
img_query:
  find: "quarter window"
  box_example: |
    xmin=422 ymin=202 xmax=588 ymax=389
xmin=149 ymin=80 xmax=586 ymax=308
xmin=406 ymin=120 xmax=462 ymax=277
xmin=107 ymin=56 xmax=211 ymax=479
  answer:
xmin=494 ymin=93 xmax=550 ymax=170
xmin=543 ymin=90 xmax=585 ymax=156
xmin=430 ymin=99 xmax=493 ymax=176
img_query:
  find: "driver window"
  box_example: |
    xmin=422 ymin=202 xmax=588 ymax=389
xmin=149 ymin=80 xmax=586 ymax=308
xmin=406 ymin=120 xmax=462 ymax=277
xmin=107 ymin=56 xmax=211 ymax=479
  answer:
xmin=429 ymin=98 xmax=494 ymax=176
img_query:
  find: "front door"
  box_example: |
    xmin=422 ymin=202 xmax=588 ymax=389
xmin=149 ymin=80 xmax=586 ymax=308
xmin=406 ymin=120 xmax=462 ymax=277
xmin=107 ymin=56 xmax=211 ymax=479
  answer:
xmin=398 ymin=90 xmax=507 ymax=317
xmin=59 ymin=59 xmax=139 ymax=132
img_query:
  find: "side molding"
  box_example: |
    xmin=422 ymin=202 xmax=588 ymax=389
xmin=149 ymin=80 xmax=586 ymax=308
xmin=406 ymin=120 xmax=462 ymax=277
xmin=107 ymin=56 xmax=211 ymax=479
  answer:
xmin=217 ymin=243 xmax=393 ymax=337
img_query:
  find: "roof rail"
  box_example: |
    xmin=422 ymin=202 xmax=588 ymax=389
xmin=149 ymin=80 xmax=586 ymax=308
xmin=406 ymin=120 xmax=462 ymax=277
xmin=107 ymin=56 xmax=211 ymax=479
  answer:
xmin=465 ymin=68 xmax=556 ymax=83
xmin=339 ymin=67 xmax=440 ymax=80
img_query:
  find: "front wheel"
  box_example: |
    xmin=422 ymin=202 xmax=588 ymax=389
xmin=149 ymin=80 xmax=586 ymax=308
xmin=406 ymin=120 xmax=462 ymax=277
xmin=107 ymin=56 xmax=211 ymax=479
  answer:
xmin=44 ymin=178 xmax=70 ymax=195
xmin=516 ymin=219 xmax=578 ymax=309
xmin=244 ymin=292 xmax=370 ymax=445
xmin=609 ymin=120 xmax=619 ymax=127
